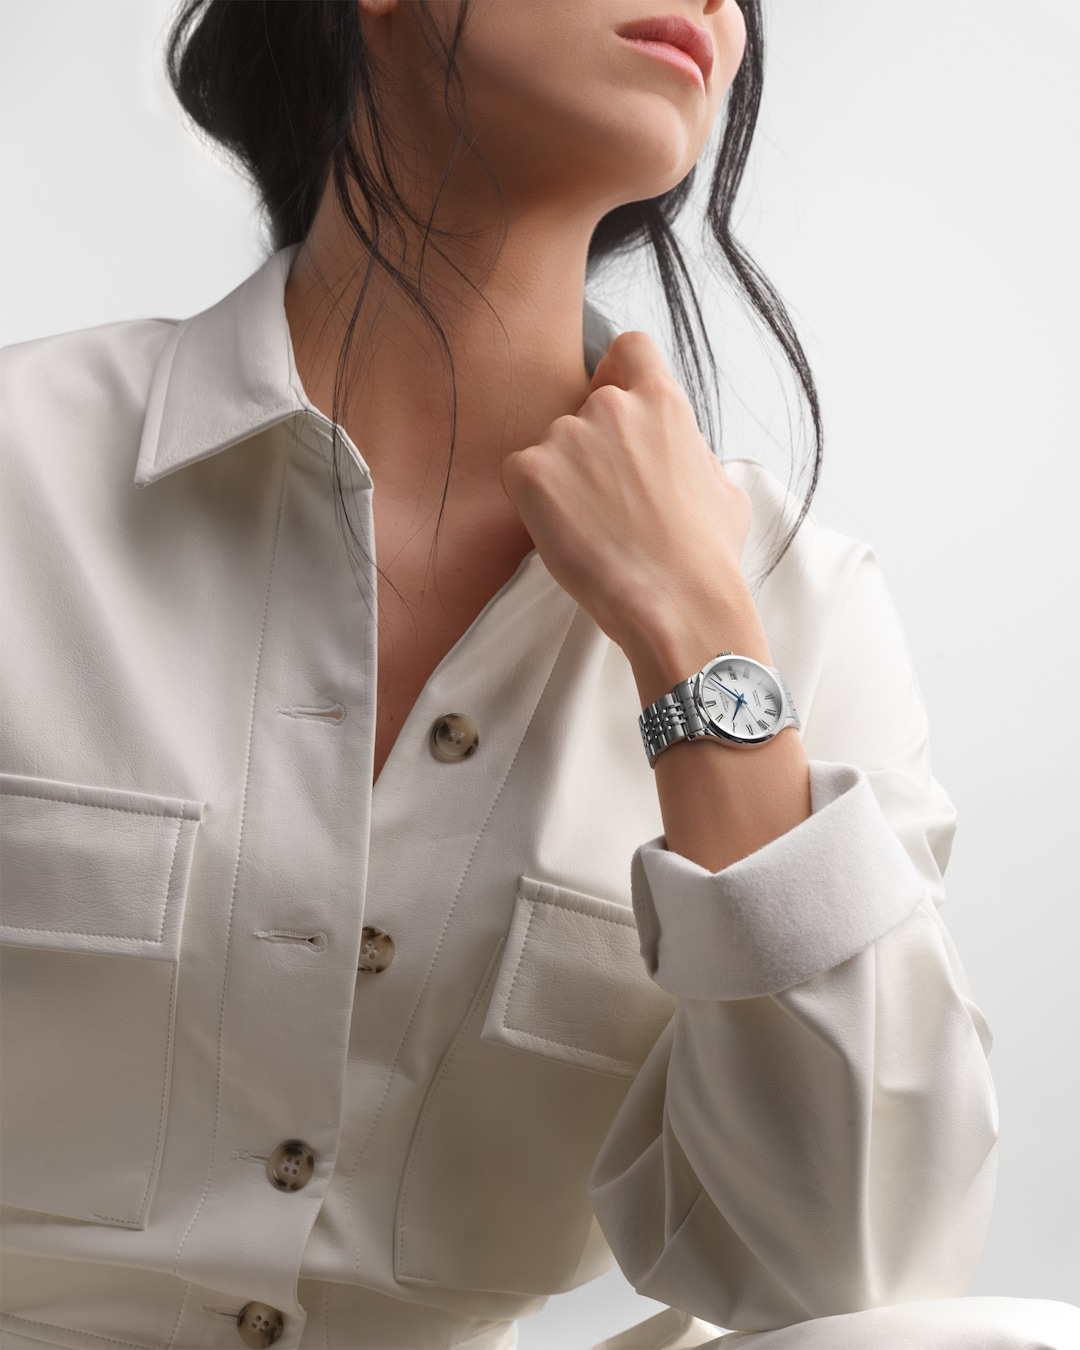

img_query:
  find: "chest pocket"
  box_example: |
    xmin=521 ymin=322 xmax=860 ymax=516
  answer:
xmin=395 ymin=876 xmax=675 ymax=1296
xmin=0 ymin=772 xmax=204 ymax=1229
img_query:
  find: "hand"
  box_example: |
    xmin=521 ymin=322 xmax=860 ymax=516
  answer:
xmin=499 ymin=330 xmax=754 ymax=653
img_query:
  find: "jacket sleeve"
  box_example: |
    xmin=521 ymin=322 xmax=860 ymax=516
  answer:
xmin=587 ymin=547 xmax=998 ymax=1333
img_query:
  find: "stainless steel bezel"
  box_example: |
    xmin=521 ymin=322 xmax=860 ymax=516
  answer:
xmin=693 ymin=654 xmax=786 ymax=745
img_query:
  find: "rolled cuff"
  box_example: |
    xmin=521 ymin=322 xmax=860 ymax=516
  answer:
xmin=630 ymin=759 xmax=926 ymax=1001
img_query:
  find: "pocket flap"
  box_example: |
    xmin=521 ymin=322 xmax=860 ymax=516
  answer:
xmin=481 ymin=876 xmax=675 ymax=1078
xmin=0 ymin=773 xmax=205 ymax=959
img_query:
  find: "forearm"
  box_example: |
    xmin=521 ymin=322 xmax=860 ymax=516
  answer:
xmin=621 ymin=567 xmax=811 ymax=874
xmin=591 ymin=894 xmax=999 ymax=1327
xmin=593 ymin=537 xmax=998 ymax=1325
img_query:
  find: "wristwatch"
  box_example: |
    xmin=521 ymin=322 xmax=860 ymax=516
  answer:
xmin=638 ymin=651 xmax=800 ymax=767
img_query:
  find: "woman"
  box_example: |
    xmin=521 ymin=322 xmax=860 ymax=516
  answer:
xmin=0 ymin=2 xmax=1076 ymax=1348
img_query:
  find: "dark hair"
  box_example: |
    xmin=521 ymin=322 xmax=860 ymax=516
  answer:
xmin=165 ymin=0 xmax=822 ymax=598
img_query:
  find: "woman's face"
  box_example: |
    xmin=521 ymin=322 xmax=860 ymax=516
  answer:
xmin=363 ymin=0 xmax=747 ymax=219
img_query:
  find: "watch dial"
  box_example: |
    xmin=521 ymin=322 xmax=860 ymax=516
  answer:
xmin=700 ymin=659 xmax=784 ymax=742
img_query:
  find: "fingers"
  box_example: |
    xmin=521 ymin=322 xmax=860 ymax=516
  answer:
xmin=588 ymin=330 xmax=671 ymax=394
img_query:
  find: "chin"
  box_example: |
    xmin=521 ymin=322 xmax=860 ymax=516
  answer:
xmin=608 ymin=123 xmax=702 ymax=202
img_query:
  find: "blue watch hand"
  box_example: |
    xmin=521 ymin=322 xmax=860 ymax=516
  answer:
xmin=712 ymin=683 xmax=749 ymax=730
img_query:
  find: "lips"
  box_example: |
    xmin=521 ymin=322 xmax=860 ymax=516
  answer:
xmin=615 ymin=13 xmax=715 ymax=84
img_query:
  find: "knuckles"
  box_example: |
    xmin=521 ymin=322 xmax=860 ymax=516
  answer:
xmin=583 ymin=383 xmax=628 ymax=419
xmin=586 ymin=372 xmax=683 ymax=420
xmin=501 ymin=442 xmax=555 ymax=497
xmin=635 ymin=370 xmax=680 ymax=402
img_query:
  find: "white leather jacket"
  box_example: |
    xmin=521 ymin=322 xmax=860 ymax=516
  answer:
xmin=0 ymin=245 xmax=996 ymax=1350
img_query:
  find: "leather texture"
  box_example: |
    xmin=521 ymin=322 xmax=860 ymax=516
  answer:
xmin=0 ymin=244 xmax=1059 ymax=1349
xmin=481 ymin=876 xmax=676 ymax=1076
xmin=0 ymin=775 xmax=203 ymax=1229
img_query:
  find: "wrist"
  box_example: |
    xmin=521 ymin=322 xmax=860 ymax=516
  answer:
xmin=619 ymin=574 xmax=772 ymax=710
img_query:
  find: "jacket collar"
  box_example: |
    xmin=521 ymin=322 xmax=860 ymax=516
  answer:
xmin=134 ymin=243 xmax=621 ymax=489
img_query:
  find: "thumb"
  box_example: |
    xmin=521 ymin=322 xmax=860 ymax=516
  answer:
xmin=588 ymin=336 xmax=633 ymax=395
xmin=588 ymin=329 xmax=667 ymax=395
xmin=588 ymin=353 xmax=619 ymax=395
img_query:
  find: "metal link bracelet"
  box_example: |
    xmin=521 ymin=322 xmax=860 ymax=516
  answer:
xmin=638 ymin=651 xmax=800 ymax=767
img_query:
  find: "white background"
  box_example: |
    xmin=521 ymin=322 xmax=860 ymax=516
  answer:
xmin=1 ymin=1 xmax=1076 ymax=1344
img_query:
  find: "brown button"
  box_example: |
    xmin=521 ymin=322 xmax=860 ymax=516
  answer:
xmin=236 ymin=1301 xmax=284 ymax=1348
xmin=430 ymin=712 xmax=479 ymax=762
xmin=358 ymin=925 xmax=395 ymax=974
xmin=267 ymin=1138 xmax=315 ymax=1192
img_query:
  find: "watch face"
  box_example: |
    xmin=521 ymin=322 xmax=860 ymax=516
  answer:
xmin=697 ymin=656 xmax=784 ymax=743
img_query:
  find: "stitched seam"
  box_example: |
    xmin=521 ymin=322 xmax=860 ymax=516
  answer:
xmin=495 ymin=1022 xmax=638 ymax=1075
xmin=396 ymin=941 xmax=505 ymax=1281
xmin=172 ymin=458 xmax=289 ymax=1277
xmin=142 ymin=955 xmax=178 ymax=1223
xmin=353 ymin=608 xmax=579 ymax=1286
xmin=499 ymin=901 xmax=539 ymax=1044
xmin=87 ymin=958 xmax=177 ymax=1226
xmin=1 ymin=925 xmax=166 ymax=943
xmin=0 ymin=1312 xmax=157 ymax=1350
xmin=521 ymin=891 xmax=636 ymax=927
xmin=498 ymin=894 xmax=642 ymax=1070
xmin=2 ymin=811 xmax=189 ymax=946
xmin=0 ymin=791 xmax=194 ymax=821
xmin=500 ymin=896 xmax=637 ymax=1041
xmin=165 ymin=1282 xmax=192 ymax=1350
xmin=156 ymin=816 xmax=185 ymax=944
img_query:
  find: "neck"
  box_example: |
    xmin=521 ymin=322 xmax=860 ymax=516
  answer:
xmin=284 ymin=184 xmax=603 ymax=509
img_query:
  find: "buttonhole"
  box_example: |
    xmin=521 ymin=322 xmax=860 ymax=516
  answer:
xmin=277 ymin=703 xmax=346 ymax=724
xmin=254 ymin=929 xmax=329 ymax=951
xmin=200 ymin=1305 xmax=244 ymax=1322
